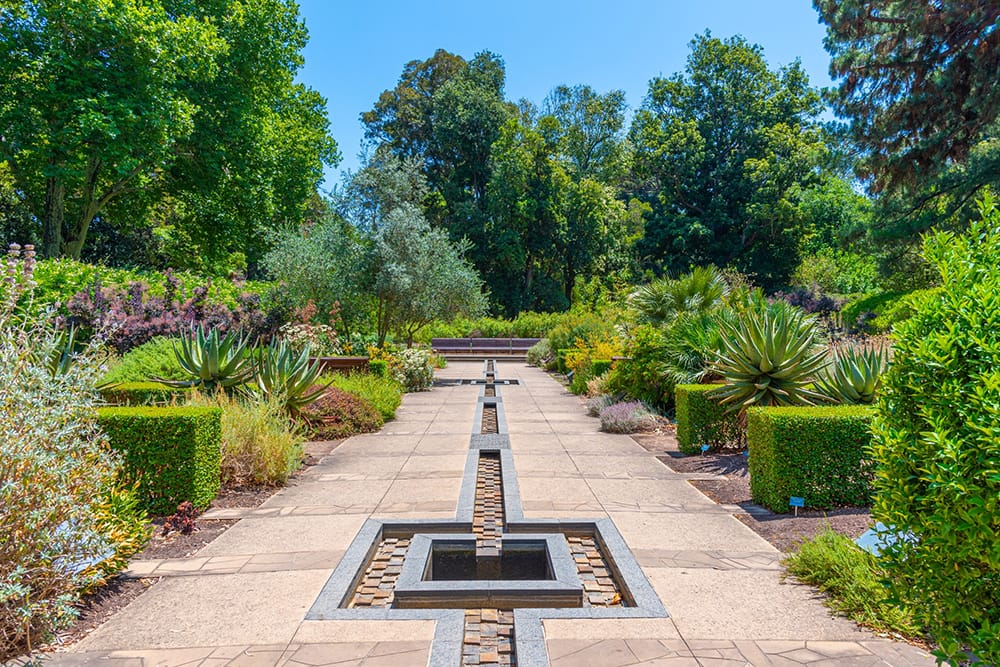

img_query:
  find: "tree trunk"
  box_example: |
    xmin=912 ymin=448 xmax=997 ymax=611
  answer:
xmin=41 ymin=175 xmax=65 ymax=259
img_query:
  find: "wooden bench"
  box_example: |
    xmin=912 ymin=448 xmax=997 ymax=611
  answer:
xmin=431 ymin=338 xmax=541 ymax=357
xmin=310 ymin=356 xmax=370 ymax=374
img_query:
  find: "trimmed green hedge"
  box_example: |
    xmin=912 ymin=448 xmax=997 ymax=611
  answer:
xmin=747 ymin=406 xmax=874 ymax=512
xmin=97 ymin=406 xmax=223 ymax=514
xmin=590 ymin=359 xmax=612 ymax=377
xmin=675 ymin=384 xmax=741 ymax=454
xmin=100 ymin=381 xmax=189 ymax=406
xmin=368 ymin=360 xmax=388 ymax=377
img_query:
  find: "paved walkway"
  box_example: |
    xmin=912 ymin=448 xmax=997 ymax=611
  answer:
xmin=52 ymin=361 xmax=934 ymax=666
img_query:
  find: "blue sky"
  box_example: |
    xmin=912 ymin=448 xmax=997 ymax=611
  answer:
xmin=295 ymin=0 xmax=835 ymax=188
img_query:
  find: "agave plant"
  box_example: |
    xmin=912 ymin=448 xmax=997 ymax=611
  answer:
xmin=712 ymin=307 xmax=828 ymax=410
xmin=250 ymin=339 xmax=329 ymax=412
xmin=816 ymin=345 xmax=888 ymax=405
xmin=155 ymin=326 xmax=253 ymax=392
xmin=630 ymin=266 xmax=728 ymax=327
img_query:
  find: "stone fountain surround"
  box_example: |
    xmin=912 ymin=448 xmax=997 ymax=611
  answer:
xmin=307 ymin=360 xmax=667 ymax=666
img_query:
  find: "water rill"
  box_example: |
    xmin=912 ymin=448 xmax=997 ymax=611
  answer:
xmin=308 ymin=360 xmax=666 ymax=666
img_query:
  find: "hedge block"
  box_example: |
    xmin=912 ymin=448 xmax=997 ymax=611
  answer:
xmin=100 ymin=381 xmax=189 ymax=406
xmin=368 ymin=359 xmax=388 ymax=377
xmin=97 ymin=406 xmax=223 ymax=515
xmin=590 ymin=359 xmax=612 ymax=377
xmin=675 ymin=384 xmax=741 ymax=454
xmin=747 ymin=406 xmax=874 ymax=512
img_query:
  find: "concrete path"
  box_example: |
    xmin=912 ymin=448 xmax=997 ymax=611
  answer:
xmin=50 ymin=361 xmax=934 ymax=666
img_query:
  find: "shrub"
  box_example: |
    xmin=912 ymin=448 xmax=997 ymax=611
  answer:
xmin=101 ymin=336 xmax=188 ymax=384
xmin=586 ymin=394 xmax=614 ymax=417
xmin=713 ymin=306 xmax=828 ymax=409
xmin=100 ymin=381 xmax=190 ymax=406
xmin=301 ymin=386 xmax=383 ymax=439
xmin=630 ymin=266 xmax=728 ymax=326
xmin=189 ymin=391 xmax=304 ymax=487
xmin=599 ymin=401 xmax=658 ymax=434
xmin=1 ymin=246 xmax=146 ymax=660
xmin=605 ymin=324 xmax=674 ymax=409
xmin=840 ymin=289 xmax=935 ymax=333
xmin=870 ymin=198 xmax=1000 ymax=665
xmin=590 ymin=359 xmax=612 ymax=378
xmin=368 ymin=359 xmax=388 ymax=377
xmin=277 ymin=321 xmax=342 ymax=356
xmin=675 ymin=384 xmax=742 ymax=454
xmin=97 ymin=406 xmax=223 ymax=514
xmin=395 ymin=347 xmax=434 ymax=391
xmin=327 ymin=372 xmax=403 ymax=421
xmin=526 ymin=338 xmax=552 ymax=367
xmin=746 ymin=406 xmax=874 ymax=512
xmin=783 ymin=529 xmax=919 ymax=636
xmin=547 ymin=309 xmax=617 ymax=353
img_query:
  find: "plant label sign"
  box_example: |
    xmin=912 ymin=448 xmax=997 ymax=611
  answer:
xmin=700 ymin=444 xmax=710 ymax=454
xmin=789 ymin=496 xmax=805 ymax=516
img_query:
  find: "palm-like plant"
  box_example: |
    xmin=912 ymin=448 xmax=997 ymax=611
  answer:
xmin=155 ymin=326 xmax=253 ymax=392
xmin=712 ymin=307 xmax=828 ymax=410
xmin=251 ymin=340 xmax=329 ymax=413
xmin=816 ymin=345 xmax=888 ymax=405
xmin=631 ymin=266 xmax=728 ymax=327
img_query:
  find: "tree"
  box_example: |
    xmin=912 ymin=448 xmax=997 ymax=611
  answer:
xmin=261 ymin=217 xmax=371 ymax=337
xmin=334 ymin=148 xmax=428 ymax=233
xmin=368 ymin=203 xmax=486 ymax=345
xmin=815 ymin=0 xmax=1000 ymax=195
xmin=0 ymin=0 xmax=221 ymax=259
xmin=0 ymin=0 xmax=337 ymax=263
xmin=542 ymin=84 xmax=629 ymax=182
xmin=629 ymin=33 xmax=826 ymax=288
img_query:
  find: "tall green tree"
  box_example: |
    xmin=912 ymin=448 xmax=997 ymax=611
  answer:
xmin=0 ymin=0 xmax=337 ymax=263
xmin=815 ymin=0 xmax=1000 ymax=196
xmin=542 ymin=84 xmax=629 ymax=183
xmin=629 ymin=33 xmax=826 ymax=288
xmin=0 ymin=0 xmax=221 ymax=259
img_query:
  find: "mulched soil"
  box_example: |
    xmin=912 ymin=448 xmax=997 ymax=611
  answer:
xmin=635 ymin=431 xmax=874 ymax=553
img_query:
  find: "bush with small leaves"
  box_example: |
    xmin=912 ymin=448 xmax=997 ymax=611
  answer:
xmin=599 ymin=400 xmax=658 ymax=434
xmin=395 ymin=347 xmax=434 ymax=391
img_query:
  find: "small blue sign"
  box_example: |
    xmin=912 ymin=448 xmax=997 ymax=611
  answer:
xmin=789 ymin=496 xmax=805 ymax=508
xmin=700 ymin=444 xmax=710 ymax=454
xmin=743 ymin=450 xmax=749 ymax=460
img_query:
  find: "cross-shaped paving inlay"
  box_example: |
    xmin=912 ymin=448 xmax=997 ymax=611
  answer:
xmin=307 ymin=360 xmax=667 ymax=667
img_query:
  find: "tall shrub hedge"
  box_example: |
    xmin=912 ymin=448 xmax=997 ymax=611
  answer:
xmin=747 ymin=406 xmax=873 ymax=512
xmin=675 ymin=384 xmax=741 ymax=453
xmin=97 ymin=406 xmax=222 ymax=514
xmin=100 ymin=381 xmax=189 ymax=406
xmin=870 ymin=199 xmax=1000 ymax=664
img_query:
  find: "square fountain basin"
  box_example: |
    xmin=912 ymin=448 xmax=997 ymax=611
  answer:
xmin=392 ymin=533 xmax=582 ymax=609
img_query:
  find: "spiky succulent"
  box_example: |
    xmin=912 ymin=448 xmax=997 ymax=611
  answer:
xmin=816 ymin=345 xmax=888 ymax=405
xmin=155 ymin=326 xmax=253 ymax=392
xmin=250 ymin=339 xmax=329 ymax=412
xmin=712 ymin=308 xmax=828 ymax=410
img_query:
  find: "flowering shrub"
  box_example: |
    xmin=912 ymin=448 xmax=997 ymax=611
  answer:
xmin=586 ymin=394 xmax=614 ymax=417
xmin=0 ymin=245 xmax=147 ymax=660
xmin=599 ymin=400 xmax=658 ymax=434
xmin=278 ymin=322 xmax=342 ymax=356
xmin=395 ymin=348 xmax=434 ymax=392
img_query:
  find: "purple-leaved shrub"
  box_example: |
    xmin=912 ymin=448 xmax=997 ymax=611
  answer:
xmin=599 ymin=400 xmax=658 ymax=434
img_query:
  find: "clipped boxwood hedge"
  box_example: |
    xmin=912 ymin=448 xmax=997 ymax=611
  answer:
xmin=97 ymin=406 xmax=222 ymax=514
xmin=100 ymin=381 xmax=190 ymax=406
xmin=675 ymin=384 xmax=741 ymax=454
xmin=368 ymin=359 xmax=388 ymax=377
xmin=747 ymin=406 xmax=874 ymax=512
xmin=590 ymin=359 xmax=612 ymax=377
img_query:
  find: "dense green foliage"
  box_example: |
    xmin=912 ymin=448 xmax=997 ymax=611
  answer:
xmin=784 ymin=529 xmax=919 ymax=636
xmin=605 ymin=324 xmax=673 ymax=408
xmin=869 ymin=199 xmax=1000 ymax=664
xmin=97 ymin=406 xmax=222 ymax=514
xmin=674 ymin=384 xmax=742 ymax=454
xmin=630 ymin=33 xmax=828 ymax=288
xmin=100 ymin=381 xmax=189 ymax=406
xmin=0 ymin=0 xmax=337 ymax=265
xmin=102 ymin=337 xmax=188 ymax=384
xmin=747 ymin=406 xmax=873 ymax=512
xmin=327 ymin=372 xmax=403 ymax=421
xmin=301 ymin=386 xmax=383 ymax=439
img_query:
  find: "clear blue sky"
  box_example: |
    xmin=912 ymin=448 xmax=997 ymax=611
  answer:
xmin=295 ymin=0 xmax=835 ymax=188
